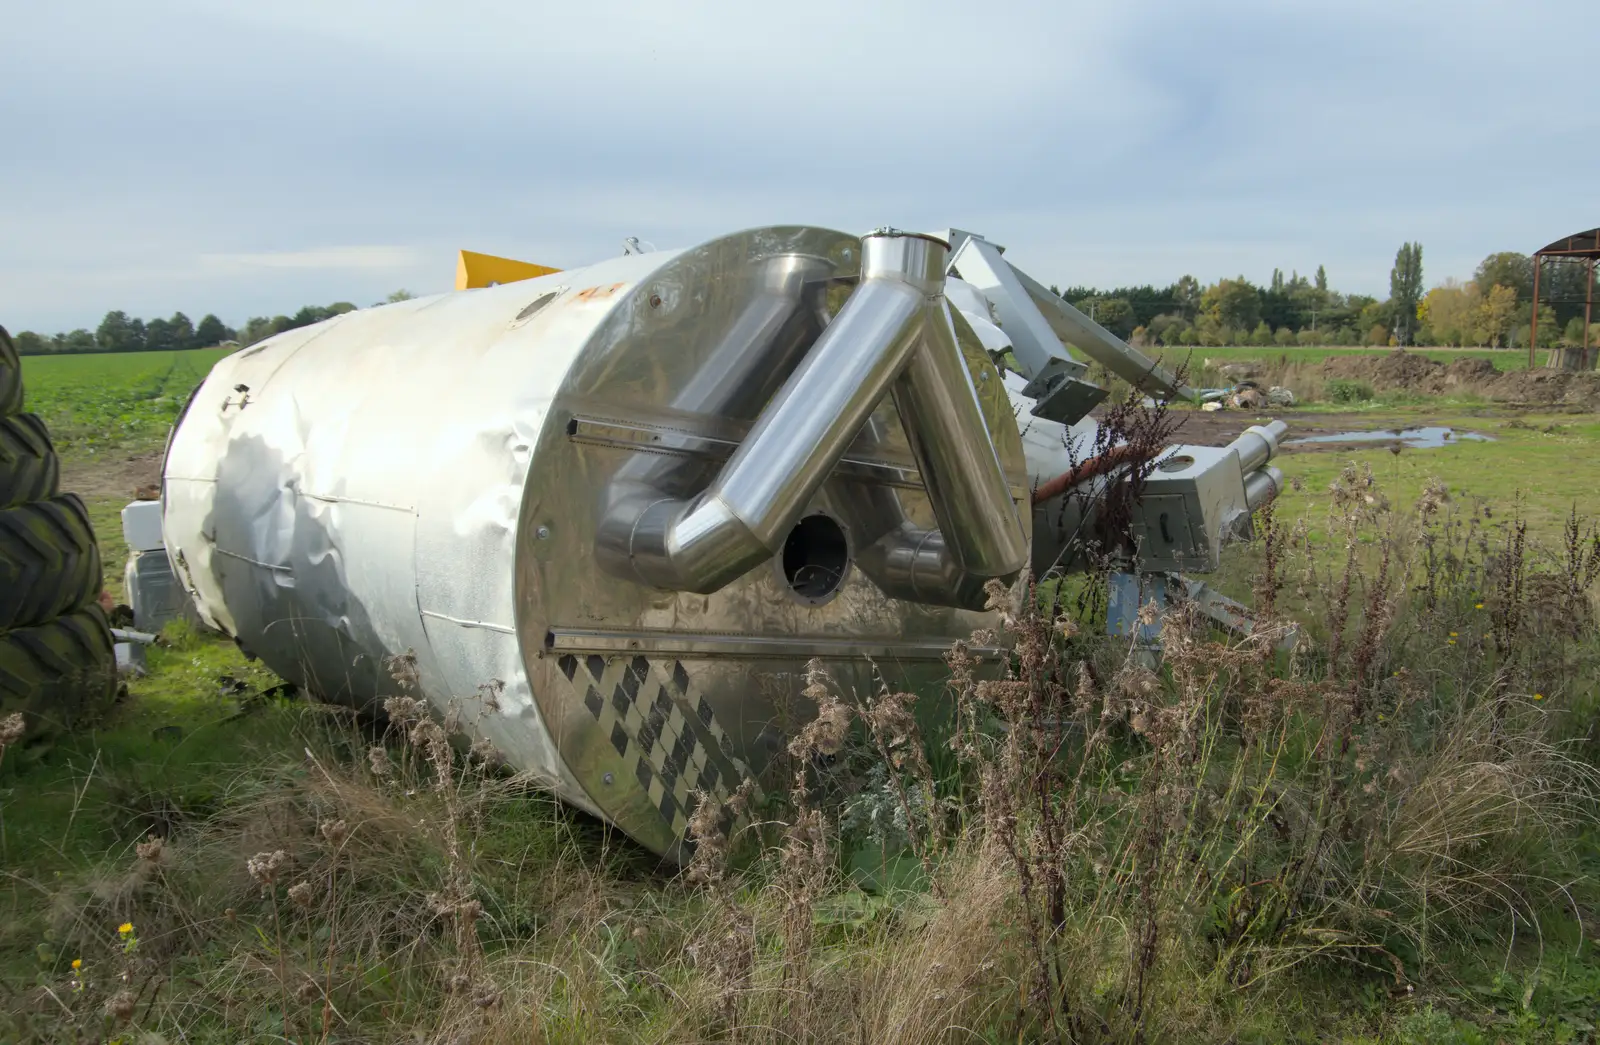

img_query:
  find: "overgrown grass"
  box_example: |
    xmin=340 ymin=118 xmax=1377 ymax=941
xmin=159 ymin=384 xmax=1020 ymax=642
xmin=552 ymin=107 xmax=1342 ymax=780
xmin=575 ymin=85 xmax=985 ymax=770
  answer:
xmin=7 ymin=343 xmax=1600 ymax=1041
xmin=1267 ymin=413 xmax=1600 ymax=547
xmin=3 ymin=464 xmax=1598 ymax=1042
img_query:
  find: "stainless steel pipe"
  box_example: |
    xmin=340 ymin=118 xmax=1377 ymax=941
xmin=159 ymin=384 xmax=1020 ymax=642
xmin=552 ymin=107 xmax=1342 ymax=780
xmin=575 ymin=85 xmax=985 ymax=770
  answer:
xmin=603 ymin=230 xmax=1028 ymax=605
xmin=611 ymin=233 xmax=933 ymax=593
xmin=891 ymin=302 xmax=1030 ymax=582
xmin=1227 ymin=421 xmax=1288 ymax=474
xmin=594 ymin=252 xmax=835 ymax=583
xmin=1244 ymin=465 xmax=1285 ymax=510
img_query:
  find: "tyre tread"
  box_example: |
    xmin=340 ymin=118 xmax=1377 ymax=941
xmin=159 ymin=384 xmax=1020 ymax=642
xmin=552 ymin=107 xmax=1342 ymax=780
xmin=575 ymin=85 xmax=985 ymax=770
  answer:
xmin=0 ymin=494 xmax=103 ymax=631
xmin=0 ymin=413 xmax=62 ymax=509
xmin=0 ymin=325 xmax=21 ymax=416
xmin=0 ymin=603 xmax=118 ymax=738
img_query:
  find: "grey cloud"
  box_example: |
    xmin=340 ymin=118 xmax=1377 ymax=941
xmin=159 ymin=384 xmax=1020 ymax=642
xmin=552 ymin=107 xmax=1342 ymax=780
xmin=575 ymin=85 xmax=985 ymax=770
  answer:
xmin=1 ymin=0 xmax=1595 ymax=331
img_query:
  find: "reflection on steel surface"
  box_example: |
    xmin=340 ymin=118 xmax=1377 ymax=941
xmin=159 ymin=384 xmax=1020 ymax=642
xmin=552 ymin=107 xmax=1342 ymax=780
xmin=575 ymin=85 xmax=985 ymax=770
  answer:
xmin=596 ymin=231 xmax=1026 ymax=606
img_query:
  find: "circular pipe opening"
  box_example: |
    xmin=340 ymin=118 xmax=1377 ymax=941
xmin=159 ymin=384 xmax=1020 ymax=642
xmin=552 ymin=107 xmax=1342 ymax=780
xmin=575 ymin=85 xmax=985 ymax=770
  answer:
xmin=780 ymin=514 xmax=850 ymax=604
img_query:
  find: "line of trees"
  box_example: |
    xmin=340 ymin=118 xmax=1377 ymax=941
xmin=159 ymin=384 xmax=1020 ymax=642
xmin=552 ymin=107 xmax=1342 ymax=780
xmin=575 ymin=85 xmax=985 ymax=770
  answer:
xmin=1055 ymin=246 xmax=1600 ymax=350
xmin=10 ymin=291 xmax=415 ymax=356
xmin=14 ymin=249 xmax=1599 ymax=357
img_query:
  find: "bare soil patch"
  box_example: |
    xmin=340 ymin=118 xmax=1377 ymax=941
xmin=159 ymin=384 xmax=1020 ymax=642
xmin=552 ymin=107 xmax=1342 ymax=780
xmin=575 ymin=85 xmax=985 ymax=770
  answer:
xmin=58 ymin=449 xmax=165 ymax=502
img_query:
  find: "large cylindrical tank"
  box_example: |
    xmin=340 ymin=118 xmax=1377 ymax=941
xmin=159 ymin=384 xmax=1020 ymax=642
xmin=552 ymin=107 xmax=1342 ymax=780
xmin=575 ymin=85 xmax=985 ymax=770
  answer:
xmin=162 ymin=226 xmax=1031 ymax=858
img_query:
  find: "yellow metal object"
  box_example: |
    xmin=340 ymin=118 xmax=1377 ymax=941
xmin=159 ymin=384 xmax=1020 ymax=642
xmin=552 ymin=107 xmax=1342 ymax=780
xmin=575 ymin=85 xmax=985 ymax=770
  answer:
xmin=454 ymin=249 xmax=562 ymax=290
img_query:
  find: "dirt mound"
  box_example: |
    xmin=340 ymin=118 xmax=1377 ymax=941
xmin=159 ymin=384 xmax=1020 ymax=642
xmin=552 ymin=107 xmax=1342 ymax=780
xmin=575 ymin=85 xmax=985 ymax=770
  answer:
xmin=1443 ymin=357 xmax=1498 ymax=385
xmin=1319 ymin=350 xmax=1600 ymax=408
xmin=1321 ymin=350 xmax=1444 ymax=391
xmin=1483 ymin=367 xmax=1600 ymax=409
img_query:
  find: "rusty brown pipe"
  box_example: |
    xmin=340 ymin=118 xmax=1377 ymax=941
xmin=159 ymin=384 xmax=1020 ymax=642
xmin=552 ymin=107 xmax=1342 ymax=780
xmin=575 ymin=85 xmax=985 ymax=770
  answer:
xmin=1030 ymin=444 xmax=1155 ymax=505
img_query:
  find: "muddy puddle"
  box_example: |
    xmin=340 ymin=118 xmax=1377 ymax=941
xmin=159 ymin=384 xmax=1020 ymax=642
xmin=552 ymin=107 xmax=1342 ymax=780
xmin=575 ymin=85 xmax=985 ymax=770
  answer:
xmin=1284 ymin=426 xmax=1494 ymax=450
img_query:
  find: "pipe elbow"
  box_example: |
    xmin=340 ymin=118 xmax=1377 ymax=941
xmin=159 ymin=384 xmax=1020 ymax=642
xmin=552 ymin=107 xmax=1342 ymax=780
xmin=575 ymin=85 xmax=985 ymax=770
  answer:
xmin=608 ymin=493 xmax=770 ymax=594
xmin=855 ymin=525 xmax=1019 ymax=610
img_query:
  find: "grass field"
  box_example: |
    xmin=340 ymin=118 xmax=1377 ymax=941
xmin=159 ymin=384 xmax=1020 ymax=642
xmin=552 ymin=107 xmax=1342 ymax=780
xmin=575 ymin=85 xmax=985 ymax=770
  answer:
xmin=1156 ymin=345 xmax=1540 ymax=370
xmin=1268 ymin=411 xmax=1599 ymax=542
xmin=5 ymin=345 xmax=1600 ymax=1043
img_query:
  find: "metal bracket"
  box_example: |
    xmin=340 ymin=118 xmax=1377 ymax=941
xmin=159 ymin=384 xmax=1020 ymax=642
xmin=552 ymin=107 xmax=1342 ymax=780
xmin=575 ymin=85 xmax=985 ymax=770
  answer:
xmin=1022 ymin=363 xmax=1109 ymax=424
xmin=948 ymin=235 xmax=1086 ymax=386
xmin=1006 ymin=266 xmax=1194 ymax=401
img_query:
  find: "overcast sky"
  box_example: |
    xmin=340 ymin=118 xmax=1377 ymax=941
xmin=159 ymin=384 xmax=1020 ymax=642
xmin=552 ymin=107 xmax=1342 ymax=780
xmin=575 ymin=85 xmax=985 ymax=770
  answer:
xmin=3 ymin=0 xmax=1596 ymax=333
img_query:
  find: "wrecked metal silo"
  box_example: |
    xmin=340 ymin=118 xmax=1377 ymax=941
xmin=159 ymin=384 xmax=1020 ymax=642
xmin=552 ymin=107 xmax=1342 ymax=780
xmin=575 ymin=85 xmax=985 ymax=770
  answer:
xmin=161 ymin=227 xmax=1032 ymax=858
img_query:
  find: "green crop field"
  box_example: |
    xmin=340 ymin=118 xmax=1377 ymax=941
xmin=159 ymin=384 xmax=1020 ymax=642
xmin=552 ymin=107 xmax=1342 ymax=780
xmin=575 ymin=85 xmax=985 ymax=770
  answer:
xmin=18 ymin=348 xmax=233 ymax=455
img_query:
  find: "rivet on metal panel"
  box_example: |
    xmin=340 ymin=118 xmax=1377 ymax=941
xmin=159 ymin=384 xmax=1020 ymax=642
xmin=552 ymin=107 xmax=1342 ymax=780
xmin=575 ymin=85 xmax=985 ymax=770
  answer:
xmin=536 ymin=525 xmax=551 ymax=540
xmin=649 ymin=294 xmax=662 ymax=309
xmin=603 ymin=772 xmax=614 ymax=785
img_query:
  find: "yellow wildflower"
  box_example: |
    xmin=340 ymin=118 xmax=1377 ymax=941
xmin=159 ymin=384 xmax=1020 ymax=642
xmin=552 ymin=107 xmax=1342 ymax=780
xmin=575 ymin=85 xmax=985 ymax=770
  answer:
xmin=1449 ymin=632 xmax=1458 ymax=637
xmin=71 ymin=958 xmax=82 ymax=970
xmin=1534 ymin=693 xmax=1545 ymax=701
xmin=1474 ymin=602 xmax=1484 ymax=609
xmin=118 ymin=922 xmax=133 ymax=935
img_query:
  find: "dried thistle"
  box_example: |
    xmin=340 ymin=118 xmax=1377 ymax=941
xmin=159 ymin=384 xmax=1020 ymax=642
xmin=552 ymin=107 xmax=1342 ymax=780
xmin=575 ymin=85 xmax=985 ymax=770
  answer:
xmin=134 ymin=834 xmax=164 ymax=863
xmin=788 ymin=660 xmax=852 ymax=761
xmin=411 ymin=718 xmax=455 ymax=789
xmin=686 ymin=791 xmax=731 ymax=887
xmin=367 ymin=744 xmax=392 ymax=777
xmin=319 ymin=818 xmax=349 ymax=846
xmin=0 ymin=711 xmax=24 ymax=748
xmin=469 ymin=737 xmax=500 ymax=766
xmin=386 ymin=649 xmax=420 ymax=690
xmin=1416 ymin=477 xmax=1450 ymax=517
xmin=246 ymin=849 xmax=288 ymax=888
xmin=104 ymin=989 xmax=137 ymax=1023
xmin=382 ymin=695 xmax=426 ymax=727
xmin=287 ymin=881 xmax=316 ymax=908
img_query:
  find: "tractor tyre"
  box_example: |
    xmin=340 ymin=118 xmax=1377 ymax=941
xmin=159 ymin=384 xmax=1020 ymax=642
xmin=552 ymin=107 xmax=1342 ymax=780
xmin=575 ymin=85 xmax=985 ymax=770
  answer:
xmin=0 ymin=603 xmax=118 ymax=744
xmin=0 ymin=325 xmax=21 ymax=417
xmin=0 ymin=494 xmax=103 ymax=631
xmin=0 ymin=413 xmax=61 ymax=509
